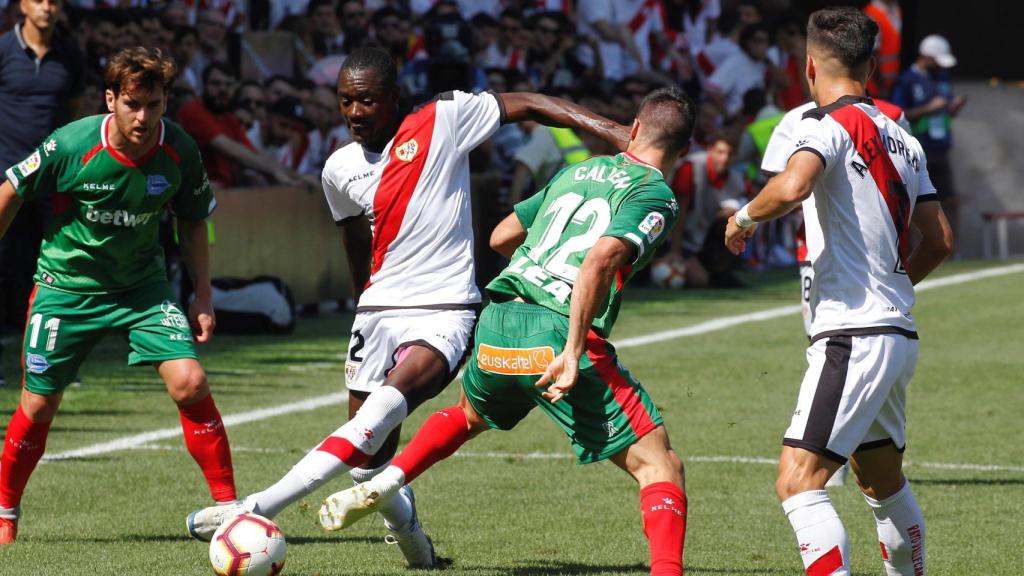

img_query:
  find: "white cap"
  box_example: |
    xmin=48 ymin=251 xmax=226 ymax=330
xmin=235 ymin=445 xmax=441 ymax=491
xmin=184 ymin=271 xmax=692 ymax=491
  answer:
xmin=919 ymin=34 xmax=957 ymax=68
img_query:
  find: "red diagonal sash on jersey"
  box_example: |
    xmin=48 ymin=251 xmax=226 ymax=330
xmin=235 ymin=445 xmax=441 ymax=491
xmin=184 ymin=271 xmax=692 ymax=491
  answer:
xmin=829 ymin=104 xmax=911 ymax=272
xmin=368 ymin=102 xmax=438 ymax=286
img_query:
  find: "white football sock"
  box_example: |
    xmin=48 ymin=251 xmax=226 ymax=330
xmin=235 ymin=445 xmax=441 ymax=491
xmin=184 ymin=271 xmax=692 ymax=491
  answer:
xmin=782 ymin=489 xmax=851 ymax=576
xmin=246 ymin=386 xmax=409 ymax=519
xmin=864 ymin=481 xmax=926 ymax=576
xmin=247 ymin=450 xmax=347 ymax=518
xmin=351 ymin=462 xmax=414 ymax=530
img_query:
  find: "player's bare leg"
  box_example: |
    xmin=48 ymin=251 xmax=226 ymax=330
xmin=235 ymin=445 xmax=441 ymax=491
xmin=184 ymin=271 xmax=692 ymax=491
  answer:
xmin=158 ymin=359 xmax=236 ymax=504
xmin=851 ymin=444 xmax=926 ymax=576
xmin=0 ymin=389 xmax=62 ymax=544
xmin=610 ymin=426 xmax=688 ymax=576
xmin=776 ymin=445 xmax=851 ymax=575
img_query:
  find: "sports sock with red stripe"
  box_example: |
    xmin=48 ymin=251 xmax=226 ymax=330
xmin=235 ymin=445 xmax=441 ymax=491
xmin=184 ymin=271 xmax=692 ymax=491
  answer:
xmin=247 ymin=386 xmax=408 ymax=518
xmin=178 ymin=394 xmax=236 ymax=502
xmin=0 ymin=406 xmax=51 ymax=510
xmin=639 ymin=481 xmax=687 ymax=576
xmin=864 ymin=481 xmax=926 ymax=576
xmin=782 ymin=489 xmax=851 ymax=576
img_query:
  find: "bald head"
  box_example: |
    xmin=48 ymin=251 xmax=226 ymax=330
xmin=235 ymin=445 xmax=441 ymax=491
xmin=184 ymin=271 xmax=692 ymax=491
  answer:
xmin=807 ymin=7 xmax=878 ymax=80
xmin=634 ymin=87 xmax=696 ymax=155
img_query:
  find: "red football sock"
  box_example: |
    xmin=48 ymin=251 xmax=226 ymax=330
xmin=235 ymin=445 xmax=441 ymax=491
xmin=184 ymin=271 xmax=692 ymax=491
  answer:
xmin=178 ymin=394 xmax=236 ymax=502
xmin=392 ymin=406 xmax=470 ymax=483
xmin=0 ymin=406 xmax=52 ymax=509
xmin=640 ymin=481 xmax=688 ymax=576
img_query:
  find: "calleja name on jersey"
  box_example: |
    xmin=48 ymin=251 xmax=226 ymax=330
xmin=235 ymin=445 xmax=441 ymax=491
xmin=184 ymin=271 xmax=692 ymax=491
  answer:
xmin=84 ymin=205 xmax=159 ymax=227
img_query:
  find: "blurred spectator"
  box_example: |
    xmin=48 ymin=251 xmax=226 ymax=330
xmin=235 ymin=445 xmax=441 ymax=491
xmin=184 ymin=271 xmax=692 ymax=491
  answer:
xmin=479 ymin=8 xmax=528 ymax=73
xmin=0 ymin=0 xmax=84 ymax=385
xmin=337 ymin=0 xmax=369 ymax=52
xmin=176 ymin=62 xmax=300 ymax=187
xmin=371 ymin=6 xmax=414 ymax=67
xmin=264 ymin=95 xmax=311 ymax=175
xmin=864 ymin=0 xmax=901 ymax=98
xmin=261 ymin=0 xmax=311 ymax=31
xmin=892 ymin=35 xmax=965 ymax=252
xmin=508 ymin=118 xmax=591 ymax=206
xmin=705 ymin=23 xmax=773 ymax=119
xmin=525 ymin=10 xmax=595 ymax=91
xmin=233 ymin=80 xmax=267 ymax=149
xmin=265 ymin=74 xmax=299 ymax=103
xmin=162 ymin=0 xmax=191 ymax=28
xmin=694 ymin=7 xmax=740 ymax=79
xmin=190 ymin=9 xmax=229 ymax=89
xmin=667 ymin=134 xmax=746 ymax=288
xmin=300 ymin=84 xmax=350 ymax=177
xmin=306 ymin=0 xmax=343 ymax=58
xmin=619 ymin=0 xmax=670 ymax=76
xmin=469 ymin=12 xmax=498 ymax=63
xmin=400 ymin=9 xmax=483 ymax=105
xmin=576 ymin=0 xmax=639 ymax=85
xmin=673 ymin=0 xmax=719 ymax=55
xmin=736 ymin=0 xmax=762 ymax=26
xmin=171 ymin=25 xmax=200 ymax=92
xmin=83 ymin=11 xmax=117 ymax=70
xmin=771 ymin=11 xmax=808 ymax=111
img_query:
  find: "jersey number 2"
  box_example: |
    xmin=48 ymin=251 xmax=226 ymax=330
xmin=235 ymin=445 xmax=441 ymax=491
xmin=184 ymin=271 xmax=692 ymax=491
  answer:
xmin=528 ymin=193 xmax=611 ymax=282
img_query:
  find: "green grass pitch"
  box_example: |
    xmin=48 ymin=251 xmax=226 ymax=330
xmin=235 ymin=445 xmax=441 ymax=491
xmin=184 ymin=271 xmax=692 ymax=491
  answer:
xmin=0 ymin=261 xmax=1021 ymax=575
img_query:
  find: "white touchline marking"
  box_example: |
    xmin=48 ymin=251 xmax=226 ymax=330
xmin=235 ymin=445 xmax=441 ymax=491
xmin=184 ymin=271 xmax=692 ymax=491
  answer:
xmin=42 ymin=393 xmax=347 ymax=462
xmin=42 ymin=263 xmax=1024 ymax=467
xmin=118 ymin=446 xmax=1024 ymax=474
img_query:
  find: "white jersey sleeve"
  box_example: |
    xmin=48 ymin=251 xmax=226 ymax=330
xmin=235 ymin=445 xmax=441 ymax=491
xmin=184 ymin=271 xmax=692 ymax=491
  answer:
xmin=790 ymin=115 xmax=844 ymax=171
xmin=761 ymin=102 xmax=816 ymax=174
xmin=917 ymin=151 xmax=938 ymax=202
xmin=321 ymin=144 xmax=367 ymax=223
xmin=438 ymin=90 xmax=504 ymax=157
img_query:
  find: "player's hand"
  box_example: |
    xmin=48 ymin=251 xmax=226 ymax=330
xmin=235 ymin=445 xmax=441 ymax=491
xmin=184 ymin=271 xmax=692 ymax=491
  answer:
xmin=535 ymin=351 xmax=579 ymax=404
xmin=189 ymin=294 xmax=216 ymax=343
xmin=724 ymin=216 xmax=757 ymax=255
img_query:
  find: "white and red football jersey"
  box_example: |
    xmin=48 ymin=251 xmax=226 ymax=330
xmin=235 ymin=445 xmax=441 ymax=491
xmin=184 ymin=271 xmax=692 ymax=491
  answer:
xmin=785 ymin=95 xmax=937 ymax=337
xmin=763 ymin=100 xmax=911 ymax=264
xmin=321 ymin=91 xmax=503 ymax=309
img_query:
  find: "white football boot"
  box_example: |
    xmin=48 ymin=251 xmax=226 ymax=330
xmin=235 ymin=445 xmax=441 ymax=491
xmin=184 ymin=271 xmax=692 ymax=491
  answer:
xmin=319 ymin=478 xmax=399 ymax=531
xmin=186 ymin=499 xmax=250 ymax=541
xmin=384 ymin=486 xmax=437 ymax=569
xmin=825 ymin=463 xmax=850 ymax=488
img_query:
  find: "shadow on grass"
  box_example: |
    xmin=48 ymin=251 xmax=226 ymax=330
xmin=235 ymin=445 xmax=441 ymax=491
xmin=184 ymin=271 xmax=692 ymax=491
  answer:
xmin=287 ymin=535 xmax=384 ymax=545
xmin=910 ymin=477 xmax=1024 ymax=487
xmin=464 ymin=560 xmax=792 ymax=575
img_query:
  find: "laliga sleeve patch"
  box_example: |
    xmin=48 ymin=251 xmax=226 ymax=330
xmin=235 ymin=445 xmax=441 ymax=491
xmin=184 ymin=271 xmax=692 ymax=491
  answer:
xmin=638 ymin=212 xmax=666 ymax=242
xmin=17 ymin=151 xmax=41 ymax=178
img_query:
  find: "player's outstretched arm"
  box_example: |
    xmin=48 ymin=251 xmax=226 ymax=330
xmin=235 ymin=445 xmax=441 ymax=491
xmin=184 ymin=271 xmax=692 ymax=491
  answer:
xmin=725 ymin=151 xmax=822 ymax=254
xmin=536 ymin=236 xmax=635 ymax=403
xmin=490 ymin=212 xmax=527 ymax=258
xmin=0 ymin=180 xmax=24 ymax=239
xmin=341 ymin=216 xmax=373 ymax=301
xmin=905 ymin=201 xmax=953 ymax=285
xmin=500 ymin=93 xmax=631 ymax=152
xmin=178 ymin=218 xmax=216 ymax=343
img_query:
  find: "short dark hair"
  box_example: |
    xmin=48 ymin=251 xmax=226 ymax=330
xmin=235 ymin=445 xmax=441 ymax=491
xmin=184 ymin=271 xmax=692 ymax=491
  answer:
xmin=339 ymin=47 xmax=398 ymax=88
xmin=636 ymin=87 xmax=696 ymax=153
xmin=807 ymin=7 xmax=878 ymax=71
xmin=201 ymin=61 xmax=236 ymax=86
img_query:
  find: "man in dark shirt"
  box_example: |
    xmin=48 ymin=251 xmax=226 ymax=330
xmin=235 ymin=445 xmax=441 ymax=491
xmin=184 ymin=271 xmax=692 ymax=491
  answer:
xmin=0 ymin=0 xmax=83 ymax=385
xmin=891 ymin=34 xmax=965 ymax=251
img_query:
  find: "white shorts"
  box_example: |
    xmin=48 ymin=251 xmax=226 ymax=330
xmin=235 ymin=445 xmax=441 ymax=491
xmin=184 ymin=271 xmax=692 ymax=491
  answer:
xmin=783 ymin=331 xmax=919 ymax=463
xmin=343 ymin=308 xmax=477 ymax=393
xmin=799 ymin=263 xmax=813 ymax=337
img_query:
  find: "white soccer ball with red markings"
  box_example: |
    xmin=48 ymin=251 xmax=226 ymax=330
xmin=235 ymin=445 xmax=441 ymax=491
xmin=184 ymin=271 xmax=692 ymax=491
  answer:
xmin=209 ymin=513 xmax=286 ymax=576
xmin=650 ymin=258 xmax=687 ymax=289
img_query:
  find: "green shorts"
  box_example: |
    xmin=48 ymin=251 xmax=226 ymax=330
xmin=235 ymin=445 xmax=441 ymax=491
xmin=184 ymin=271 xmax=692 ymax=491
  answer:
xmin=21 ymin=283 xmax=197 ymax=394
xmin=462 ymin=300 xmax=663 ymax=464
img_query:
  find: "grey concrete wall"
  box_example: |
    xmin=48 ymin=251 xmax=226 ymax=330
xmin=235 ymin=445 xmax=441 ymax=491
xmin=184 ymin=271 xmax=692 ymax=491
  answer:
xmin=949 ymin=81 xmax=1024 ymax=258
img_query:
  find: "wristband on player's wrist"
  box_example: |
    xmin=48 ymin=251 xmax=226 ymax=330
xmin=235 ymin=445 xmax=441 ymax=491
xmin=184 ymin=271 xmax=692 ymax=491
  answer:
xmin=734 ymin=204 xmax=756 ymax=229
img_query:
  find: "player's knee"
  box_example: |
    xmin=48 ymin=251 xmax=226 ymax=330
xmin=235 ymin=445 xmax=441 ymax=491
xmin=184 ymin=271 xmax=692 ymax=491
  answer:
xmin=169 ymin=365 xmax=209 ymax=404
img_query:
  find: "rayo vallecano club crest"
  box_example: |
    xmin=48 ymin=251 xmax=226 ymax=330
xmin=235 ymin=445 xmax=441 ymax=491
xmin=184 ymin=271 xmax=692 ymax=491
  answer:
xmin=395 ymin=138 xmax=418 ymax=162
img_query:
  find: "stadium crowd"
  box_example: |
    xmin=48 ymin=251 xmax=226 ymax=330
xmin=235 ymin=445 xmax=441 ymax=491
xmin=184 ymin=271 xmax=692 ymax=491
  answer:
xmin=0 ymin=0 xmax=961 ymax=337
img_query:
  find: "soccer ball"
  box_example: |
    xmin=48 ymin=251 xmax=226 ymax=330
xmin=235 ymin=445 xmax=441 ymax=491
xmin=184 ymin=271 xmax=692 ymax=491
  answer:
xmin=209 ymin=513 xmax=286 ymax=576
xmin=650 ymin=258 xmax=687 ymax=289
